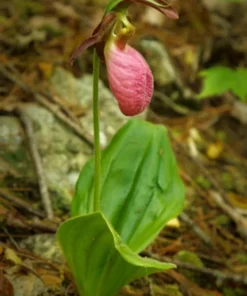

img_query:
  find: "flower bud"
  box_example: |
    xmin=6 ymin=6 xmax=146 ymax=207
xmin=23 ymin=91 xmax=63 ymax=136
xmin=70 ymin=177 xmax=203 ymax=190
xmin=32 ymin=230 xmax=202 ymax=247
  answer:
xmin=104 ymin=41 xmax=153 ymax=116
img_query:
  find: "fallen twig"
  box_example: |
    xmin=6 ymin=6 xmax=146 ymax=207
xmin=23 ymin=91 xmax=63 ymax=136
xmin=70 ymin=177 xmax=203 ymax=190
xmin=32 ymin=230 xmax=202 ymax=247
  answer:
xmin=191 ymin=157 xmax=247 ymax=240
xmin=5 ymin=215 xmax=57 ymax=233
xmin=154 ymin=91 xmax=192 ymax=115
xmin=179 ymin=212 xmax=212 ymax=245
xmin=34 ymin=93 xmax=93 ymax=147
xmin=29 ymin=218 xmax=57 ymax=233
xmin=173 ymin=136 xmax=247 ymax=241
xmin=145 ymin=252 xmax=247 ymax=285
xmin=17 ymin=109 xmax=54 ymax=219
xmin=210 ymin=190 xmax=247 ymax=241
xmin=42 ymin=91 xmax=84 ymax=125
xmin=146 ymin=276 xmax=155 ymax=296
xmin=2 ymin=226 xmax=20 ymax=250
xmin=0 ymin=189 xmax=45 ymax=218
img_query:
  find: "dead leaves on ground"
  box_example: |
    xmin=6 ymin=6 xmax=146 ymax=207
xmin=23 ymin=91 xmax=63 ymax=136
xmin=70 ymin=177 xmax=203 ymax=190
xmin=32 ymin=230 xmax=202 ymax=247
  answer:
xmin=0 ymin=244 xmax=68 ymax=296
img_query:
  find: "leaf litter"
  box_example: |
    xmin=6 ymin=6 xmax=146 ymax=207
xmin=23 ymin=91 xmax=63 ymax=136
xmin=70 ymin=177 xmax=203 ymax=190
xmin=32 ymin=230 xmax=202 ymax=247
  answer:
xmin=0 ymin=0 xmax=247 ymax=295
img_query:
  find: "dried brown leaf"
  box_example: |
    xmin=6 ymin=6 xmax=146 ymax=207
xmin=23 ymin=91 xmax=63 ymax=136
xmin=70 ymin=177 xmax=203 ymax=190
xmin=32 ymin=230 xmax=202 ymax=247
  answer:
xmin=0 ymin=269 xmax=14 ymax=296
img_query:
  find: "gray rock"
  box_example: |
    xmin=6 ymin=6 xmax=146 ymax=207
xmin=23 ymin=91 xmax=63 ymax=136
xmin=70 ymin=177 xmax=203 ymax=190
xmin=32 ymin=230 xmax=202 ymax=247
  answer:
xmin=1 ymin=68 xmax=147 ymax=211
xmin=19 ymin=234 xmax=64 ymax=263
xmin=22 ymin=103 xmax=91 ymax=208
xmin=140 ymin=40 xmax=194 ymax=99
xmin=0 ymin=116 xmax=30 ymax=173
xmin=0 ymin=116 xmax=23 ymax=153
xmin=6 ymin=271 xmax=47 ymax=296
xmin=23 ymin=104 xmax=88 ymax=154
xmin=50 ymin=67 xmax=144 ymax=146
xmin=140 ymin=40 xmax=177 ymax=86
xmin=6 ymin=235 xmax=63 ymax=296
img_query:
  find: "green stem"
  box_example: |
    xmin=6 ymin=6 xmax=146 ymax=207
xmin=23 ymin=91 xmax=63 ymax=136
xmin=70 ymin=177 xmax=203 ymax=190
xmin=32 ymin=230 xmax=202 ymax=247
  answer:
xmin=93 ymin=49 xmax=101 ymax=212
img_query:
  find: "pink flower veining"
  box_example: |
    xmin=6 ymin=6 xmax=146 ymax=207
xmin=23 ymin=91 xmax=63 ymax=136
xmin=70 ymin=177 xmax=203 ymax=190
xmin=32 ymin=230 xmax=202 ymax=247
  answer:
xmin=105 ymin=41 xmax=153 ymax=116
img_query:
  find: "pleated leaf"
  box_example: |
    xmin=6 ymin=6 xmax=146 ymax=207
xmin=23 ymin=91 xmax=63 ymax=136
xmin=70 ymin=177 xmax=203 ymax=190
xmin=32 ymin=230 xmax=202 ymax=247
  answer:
xmin=57 ymin=212 xmax=175 ymax=296
xmin=72 ymin=120 xmax=184 ymax=253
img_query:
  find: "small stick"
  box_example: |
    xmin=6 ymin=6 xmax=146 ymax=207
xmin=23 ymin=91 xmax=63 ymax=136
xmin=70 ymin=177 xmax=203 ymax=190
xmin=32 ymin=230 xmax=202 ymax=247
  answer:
xmin=190 ymin=157 xmax=247 ymax=241
xmin=17 ymin=109 xmax=54 ymax=219
xmin=34 ymin=93 xmax=93 ymax=147
xmin=0 ymin=189 xmax=45 ymax=218
xmin=2 ymin=227 xmax=20 ymax=250
xmin=210 ymin=190 xmax=247 ymax=241
xmin=42 ymin=91 xmax=83 ymax=125
xmin=154 ymin=91 xmax=191 ymax=115
xmin=145 ymin=252 xmax=247 ymax=285
xmin=30 ymin=218 xmax=57 ymax=233
xmin=179 ymin=212 xmax=212 ymax=246
xmin=146 ymin=276 xmax=155 ymax=296
xmin=173 ymin=136 xmax=247 ymax=241
xmin=5 ymin=215 xmax=57 ymax=233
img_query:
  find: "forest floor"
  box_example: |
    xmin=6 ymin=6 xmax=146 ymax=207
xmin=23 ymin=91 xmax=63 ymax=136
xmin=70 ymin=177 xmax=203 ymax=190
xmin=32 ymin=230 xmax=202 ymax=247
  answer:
xmin=0 ymin=1 xmax=247 ymax=296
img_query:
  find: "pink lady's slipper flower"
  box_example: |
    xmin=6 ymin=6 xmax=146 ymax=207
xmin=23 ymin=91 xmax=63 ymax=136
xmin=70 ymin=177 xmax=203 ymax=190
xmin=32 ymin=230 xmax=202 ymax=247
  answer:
xmin=70 ymin=0 xmax=178 ymax=116
xmin=105 ymin=40 xmax=153 ymax=116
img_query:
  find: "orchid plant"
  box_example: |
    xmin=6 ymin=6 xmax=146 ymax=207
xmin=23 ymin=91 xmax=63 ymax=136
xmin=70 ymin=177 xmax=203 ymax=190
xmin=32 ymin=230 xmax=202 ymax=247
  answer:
xmin=57 ymin=1 xmax=184 ymax=296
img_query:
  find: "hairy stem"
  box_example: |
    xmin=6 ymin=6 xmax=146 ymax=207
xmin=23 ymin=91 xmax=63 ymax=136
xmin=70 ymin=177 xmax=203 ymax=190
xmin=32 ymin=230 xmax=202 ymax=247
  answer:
xmin=93 ymin=49 xmax=101 ymax=211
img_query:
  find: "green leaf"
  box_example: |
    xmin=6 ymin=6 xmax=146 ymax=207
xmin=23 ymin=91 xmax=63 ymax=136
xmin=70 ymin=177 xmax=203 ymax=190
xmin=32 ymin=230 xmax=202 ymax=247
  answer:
xmin=199 ymin=66 xmax=247 ymax=101
xmin=199 ymin=67 xmax=234 ymax=98
xmin=57 ymin=212 xmax=174 ymax=296
xmin=232 ymin=68 xmax=247 ymax=101
xmin=72 ymin=120 xmax=184 ymax=253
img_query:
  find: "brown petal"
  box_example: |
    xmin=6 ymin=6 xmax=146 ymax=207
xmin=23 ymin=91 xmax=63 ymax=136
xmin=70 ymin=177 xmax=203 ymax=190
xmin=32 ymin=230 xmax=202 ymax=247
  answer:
xmin=70 ymin=36 xmax=100 ymax=65
xmin=92 ymin=11 xmax=117 ymax=35
xmin=158 ymin=7 xmax=179 ymax=19
xmin=70 ymin=12 xmax=117 ymax=65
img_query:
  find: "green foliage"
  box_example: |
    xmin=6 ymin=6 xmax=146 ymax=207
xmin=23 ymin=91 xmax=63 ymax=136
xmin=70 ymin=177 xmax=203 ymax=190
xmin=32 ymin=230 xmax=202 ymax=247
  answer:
xmin=195 ymin=175 xmax=211 ymax=190
xmin=176 ymin=251 xmax=204 ymax=268
xmin=57 ymin=120 xmax=184 ymax=296
xmin=71 ymin=120 xmax=184 ymax=253
xmin=175 ymin=250 xmax=204 ymax=282
xmin=57 ymin=212 xmax=174 ymax=296
xmin=199 ymin=66 xmax=247 ymax=101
